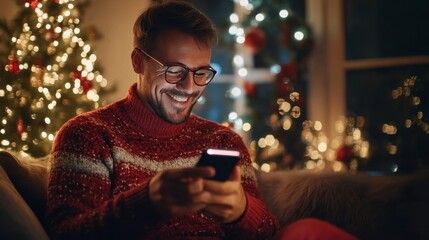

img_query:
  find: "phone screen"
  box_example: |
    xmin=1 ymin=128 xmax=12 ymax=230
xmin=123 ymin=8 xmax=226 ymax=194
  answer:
xmin=195 ymin=149 xmax=240 ymax=181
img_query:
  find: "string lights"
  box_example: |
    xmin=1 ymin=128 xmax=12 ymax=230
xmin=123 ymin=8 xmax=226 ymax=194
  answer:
xmin=210 ymin=0 xmax=314 ymax=172
xmin=1 ymin=0 xmax=107 ymax=157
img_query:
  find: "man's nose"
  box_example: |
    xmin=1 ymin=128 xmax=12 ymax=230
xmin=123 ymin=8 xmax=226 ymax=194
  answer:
xmin=176 ymin=71 xmax=196 ymax=92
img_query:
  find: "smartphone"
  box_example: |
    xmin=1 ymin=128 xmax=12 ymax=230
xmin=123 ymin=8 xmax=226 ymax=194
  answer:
xmin=195 ymin=148 xmax=240 ymax=181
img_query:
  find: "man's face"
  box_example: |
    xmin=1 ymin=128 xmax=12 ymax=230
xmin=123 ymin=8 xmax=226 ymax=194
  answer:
xmin=137 ymin=30 xmax=212 ymax=124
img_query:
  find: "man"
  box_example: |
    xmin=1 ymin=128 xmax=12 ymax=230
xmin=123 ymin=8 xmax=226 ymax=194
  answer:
xmin=47 ymin=1 xmax=279 ymax=239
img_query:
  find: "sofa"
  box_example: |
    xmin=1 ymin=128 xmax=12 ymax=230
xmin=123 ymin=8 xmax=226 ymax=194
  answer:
xmin=1 ymin=150 xmax=428 ymax=240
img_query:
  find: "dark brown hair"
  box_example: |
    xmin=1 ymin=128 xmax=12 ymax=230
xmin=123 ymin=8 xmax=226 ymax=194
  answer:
xmin=133 ymin=0 xmax=217 ymax=52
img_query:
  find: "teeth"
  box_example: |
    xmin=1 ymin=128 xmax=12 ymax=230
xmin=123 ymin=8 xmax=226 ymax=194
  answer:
xmin=168 ymin=93 xmax=188 ymax=102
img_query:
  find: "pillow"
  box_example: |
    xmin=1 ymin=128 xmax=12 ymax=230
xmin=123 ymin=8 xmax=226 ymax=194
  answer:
xmin=0 ymin=166 xmax=49 ymax=240
xmin=256 ymin=169 xmax=429 ymax=240
xmin=0 ymin=151 xmax=50 ymax=225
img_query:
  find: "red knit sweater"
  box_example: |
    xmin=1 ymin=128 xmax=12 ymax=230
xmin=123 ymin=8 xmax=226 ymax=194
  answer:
xmin=47 ymin=84 xmax=279 ymax=239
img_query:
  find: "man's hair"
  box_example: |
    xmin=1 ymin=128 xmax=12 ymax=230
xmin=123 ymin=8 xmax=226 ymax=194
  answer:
xmin=133 ymin=0 xmax=217 ymax=52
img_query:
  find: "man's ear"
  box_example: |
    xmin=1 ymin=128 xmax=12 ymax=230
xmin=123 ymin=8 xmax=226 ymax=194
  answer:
xmin=131 ymin=49 xmax=143 ymax=74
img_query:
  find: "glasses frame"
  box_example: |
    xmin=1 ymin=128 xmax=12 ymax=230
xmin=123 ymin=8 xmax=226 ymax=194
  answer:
xmin=136 ymin=48 xmax=216 ymax=86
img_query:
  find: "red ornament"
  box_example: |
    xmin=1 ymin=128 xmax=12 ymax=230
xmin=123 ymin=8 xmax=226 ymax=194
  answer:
xmin=8 ymin=57 xmax=20 ymax=75
xmin=23 ymin=0 xmax=39 ymax=9
xmin=45 ymin=29 xmax=58 ymax=42
xmin=30 ymin=0 xmax=38 ymax=9
xmin=243 ymin=81 xmax=258 ymax=96
xmin=81 ymin=79 xmax=93 ymax=93
xmin=34 ymin=58 xmax=44 ymax=68
xmin=244 ymin=27 xmax=266 ymax=53
xmin=336 ymin=145 xmax=354 ymax=163
xmin=276 ymin=63 xmax=297 ymax=95
xmin=279 ymin=22 xmax=293 ymax=49
xmin=72 ymin=70 xmax=82 ymax=80
xmin=17 ymin=117 xmax=24 ymax=136
xmin=278 ymin=63 xmax=297 ymax=82
xmin=71 ymin=70 xmax=93 ymax=93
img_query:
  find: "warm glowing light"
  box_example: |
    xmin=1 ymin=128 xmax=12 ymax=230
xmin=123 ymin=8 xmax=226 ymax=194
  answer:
xmin=230 ymin=13 xmax=239 ymax=23
xmin=333 ymin=161 xmax=343 ymax=172
xmin=291 ymin=106 xmax=301 ymax=118
xmin=282 ymin=117 xmax=292 ymax=130
xmin=265 ymin=135 xmax=276 ymax=146
xmin=279 ymin=101 xmax=291 ymax=114
xmin=387 ymin=143 xmax=397 ymax=155
xmin=258 ymin=138 xmax=267 ymax=148
xmin=255 ymin=13 xmax=265 ymax=22
xmin=294 ymin=31 xmax=304 ymax=41
xmin=314 ymin=121 xmax=322 ymax=131
xmin=229 ymin=25 xmax=238 ymax=35
xmin=261 ymin=163 xmax=270 ymax=172
xmin=233 ymin=55 xmax=244 ymax=67
xmin=238 ymin=68 xmax=248 ymax=77
xmin=279 ymin=9 xmax=289 ymax=18
xmin=239 ymin=0 xmax=249 ymax=7
xmin=230 ymin=87 xmax=242 ymax=98
xmin=382 ymin=124 xmax=397 ymax=135
xmin=306 ymin=161 xmax=316 ymax=170
xmin=243 ymin=123 xmax=251 ymax=131
xmin=1 ymin=140 xmax=10 ymax=146
xmin=352 ymin=129 xmax=361 ymax=140
xmin=360 ymin=141 xmax=369 ymax=158
xmin=405 ymin=119 xmax=412 ymax=128
xmin=228 ymin=112 xmax=238 ymax=121
xmin=236 ymin=36 xmax=245 ymax=44
xmin=289 ymin=92 xmax=299 ymax=102
xmin=236 ymin=28 xmax=244 ymax=36
xmin=318 ymin=142 xmax=328 ymax=152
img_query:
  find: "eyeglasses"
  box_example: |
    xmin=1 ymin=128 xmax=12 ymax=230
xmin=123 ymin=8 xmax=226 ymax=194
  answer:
xmin=136 ymin=48 xmax=216 ymax=86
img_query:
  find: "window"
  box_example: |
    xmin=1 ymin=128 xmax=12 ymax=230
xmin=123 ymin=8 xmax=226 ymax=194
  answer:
xmin=307 ymin=0 xmax=429 ymax=173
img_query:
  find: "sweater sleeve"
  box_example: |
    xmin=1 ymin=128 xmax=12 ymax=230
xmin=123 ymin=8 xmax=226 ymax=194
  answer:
xmin=46 ymin=116 xmax=158 ymax=239
xmin=220 ymin=132 xmax=280 ymax=239
xmin=222 ymin=191 xmax=280 ymax=239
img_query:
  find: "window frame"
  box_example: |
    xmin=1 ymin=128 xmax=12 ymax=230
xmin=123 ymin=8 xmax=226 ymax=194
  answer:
xmin=306 ymin=0 xmax=429 ymax=140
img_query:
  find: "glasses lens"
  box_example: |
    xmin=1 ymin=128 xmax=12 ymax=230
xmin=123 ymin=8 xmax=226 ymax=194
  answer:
xmin=165 ymin=66 xmax=187 ymax=83
xmin=194 ymin=69 xmax=214 ymax=86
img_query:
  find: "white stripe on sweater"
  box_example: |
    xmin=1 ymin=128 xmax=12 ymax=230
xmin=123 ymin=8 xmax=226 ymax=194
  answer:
xmin=51 ymin=147 xmax=256 ymax=180
xmin=113 ymin=147 xmax=256 ymax=180
xmin=51 ymin=152 xmax=111 ymax=179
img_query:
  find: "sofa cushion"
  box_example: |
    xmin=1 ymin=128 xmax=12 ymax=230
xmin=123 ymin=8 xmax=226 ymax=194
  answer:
xmin=0 ymin=151 xmax=49 ymax=224
xmin=0 ymin=166 xmax=49 ymax=240
xmin=256 ymin=169 xmax=429 ymax=240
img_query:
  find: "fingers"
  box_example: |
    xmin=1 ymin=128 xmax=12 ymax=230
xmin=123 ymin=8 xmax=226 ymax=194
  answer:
xmin=203 ymin=166 xmax=242 ymax=194
xmin=162 ymin=167 xmax=215 ymax=180
xmin=200 ymin=166 xmax=246 ymax=223
xmin=204 ymin=180 xmax=239 ymax=194
xmin=228 ymin=166 xmax=241 ymax=182
xmin=149 ymin=168 xmax=215 ymax=220
xmin=158 ymin=178 xmax=206 ymax=204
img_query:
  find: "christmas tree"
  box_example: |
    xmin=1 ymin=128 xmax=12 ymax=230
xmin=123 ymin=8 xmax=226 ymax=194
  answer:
xmin=191 ymin=1 xmax=428 ymax=174
xmin=0 ymin=0 xmax=108 ymax=157
xmin=215 ymin=0 xmax=313 ymax=171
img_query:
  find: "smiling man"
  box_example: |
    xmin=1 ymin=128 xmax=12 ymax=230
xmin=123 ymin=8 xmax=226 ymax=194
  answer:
xmin=133 ymin=29 xmax=213 ymax=124
xmin=46 ymin=1 xmax=279 ymax=239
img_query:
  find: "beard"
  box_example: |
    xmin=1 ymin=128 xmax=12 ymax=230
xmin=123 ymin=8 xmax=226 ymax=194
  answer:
xmin=153 ymin=89 xmax=201 ymax=124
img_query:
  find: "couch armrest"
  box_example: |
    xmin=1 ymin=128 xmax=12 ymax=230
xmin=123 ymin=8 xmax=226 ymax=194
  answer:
xmin=0 ymin=165 xmax=50 ymax=240
xmin=0 ymin=151 xmax=49 ymax=223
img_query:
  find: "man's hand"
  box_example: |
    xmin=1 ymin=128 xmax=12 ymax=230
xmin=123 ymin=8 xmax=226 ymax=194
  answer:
xmin=202 ymin=166 xmax=247 ymax=223
xmin=149 ymin=167 xmax=215 ymax=221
